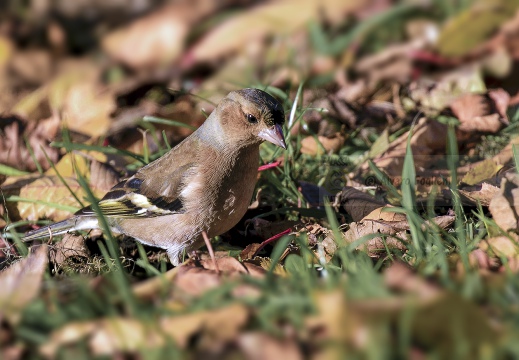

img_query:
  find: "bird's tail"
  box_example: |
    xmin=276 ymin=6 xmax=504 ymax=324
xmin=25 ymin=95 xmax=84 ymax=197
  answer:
xmin=22 ymin=216 xmax=96 ymax=242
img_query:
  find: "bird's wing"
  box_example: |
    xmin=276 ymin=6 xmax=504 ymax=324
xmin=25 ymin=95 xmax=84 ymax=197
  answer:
xmin=76 ymin=137 xmax=200 ymax=218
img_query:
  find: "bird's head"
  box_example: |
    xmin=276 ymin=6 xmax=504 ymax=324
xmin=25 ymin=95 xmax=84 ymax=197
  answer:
xmin=212 ymin=88 xmax=286 ymax=149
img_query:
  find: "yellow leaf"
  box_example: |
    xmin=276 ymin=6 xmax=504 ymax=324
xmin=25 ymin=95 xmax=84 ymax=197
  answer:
xmin=437 ymin=0 xmax=519 ymax=57
xmin=461 ymin=159 xmax=502 ymax=185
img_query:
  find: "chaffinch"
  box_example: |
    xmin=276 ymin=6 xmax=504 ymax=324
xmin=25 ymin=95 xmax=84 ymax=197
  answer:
xmin=23 ymin=88 xmax=286 ymax=265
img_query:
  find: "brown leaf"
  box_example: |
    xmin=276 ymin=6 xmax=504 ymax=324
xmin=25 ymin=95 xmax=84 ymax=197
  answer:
xmin=237 ymin=332 xmax=303 ymax=360
xmin=40 ymin=318 xmax=163 ymax=357
xmin=367 ymin=117 xmax=448 ymax=176
xmin=0 ymin=116 xmax=60 ymax=172
xmin=409 ymin=65 xmax=487 ymax=115
xmin=300 ymin=133 xmax=345 ymax=155
xmin=102 ymin=1 xmax=226 ymax=69
xmin=189 ymin=0 xmax=370 ymax=63
xmin=343 ymin=219 xmax=408 ymax=255
xmin=61 ymin=81 xmax=115 ymax=138
xmin=384 ymin=262 xmax=442 ymax=302
xmin=16 ymin=176 xmax=83 ymax=221
xmin=0 ymin=245 xmax=48 ymax=323
xmin=133 ymin=256 xmax=265 ymax=301
xmin=197 ymin=257 xmax=267 ymax=278
xmin=450 ymin=89 xmax=510 ymax=133
xmin=89 ymin=159 xmax=121 ymax=193
xmin=459 ymin=182 xmax=500 ymax=206
xmin=343 ymin=209 xmax=454 ymax=256
xmin=41 ymin=304 xmax=249 ymax=357
xmin=49 ymin=233 xmax=89 ymax=266
xmin=240 ymin=243 xmax=262 ymax=261
xmin=336 ymin=187 xmax=390 ymax=222
xmin=436 ymin=0 xmax=519 ymax=57
xmin=489 ymin=172 xmax=519 ymax=231
xmin=460 ymin=159 xmax=502 ymax=186
xmin=162 ymin=303 xmax=249 ymax=351
xmin=480 ymin=234 xmax=519 ymax=258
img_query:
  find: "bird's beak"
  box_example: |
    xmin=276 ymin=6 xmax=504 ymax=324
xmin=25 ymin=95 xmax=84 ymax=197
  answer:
xmin=258 ymin=124 xmax=287 ymax=149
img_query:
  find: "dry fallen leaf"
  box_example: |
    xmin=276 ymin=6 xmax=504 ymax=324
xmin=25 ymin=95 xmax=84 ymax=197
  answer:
xmin=300 ymin=133 xmax=346 ymax=155
xmin=480 ymin=234 xmax=519 ymax=258
xmin=188 ymin=0 xmax=373 ymax=63
xmin=460 ymin=159 xmax=502 ymax=186
xmin=459 ymin=182 xmax=500 ymax=206
xmin=41 ymin=303 xmax=249 ymax=357
xmin=343 ymin=207 xmax=455 ymax=256
xmin=366 ymin=117 xmax=448 ymax=176
xmin=0 ymin=116 xmax=60 ymax=172
xmin=451 ymin=89 xmax=510 ymax=133
xmin=16 ymin=176 xmax=83 ymax=221
xmin=61 ymin=81 xmax=116 ymax=138
xmin=49 ymin=233 xmax=89 ymax=266
xmin=133 ymin=256 xmax=265 ymax=301
xmin=436 ymin=0 xmax=519 ymax=57
xmin=489 ymin=172 xmax=519 ymax=231
xmin=102 ymin=1 xmax=228 ymax=69
xmin=336 ymin=186 xmax=388 ymax=222
xmin=0 ymin=245 xmax=48 ymax=323
xmin=237 ymin=332 xmax=303 ymax=360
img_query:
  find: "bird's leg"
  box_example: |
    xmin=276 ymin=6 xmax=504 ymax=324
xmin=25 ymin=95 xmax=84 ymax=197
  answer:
xmin=202 ymin=230 xmax=219 ymax=273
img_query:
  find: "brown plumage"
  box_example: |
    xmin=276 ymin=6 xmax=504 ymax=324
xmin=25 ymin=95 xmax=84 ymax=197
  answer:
xmin=23 ymin=88 xmax=286 ymax=265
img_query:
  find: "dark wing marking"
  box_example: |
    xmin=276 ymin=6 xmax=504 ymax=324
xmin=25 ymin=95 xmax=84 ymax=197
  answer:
xmin=75 ymin=135 xmax=201 ymax=219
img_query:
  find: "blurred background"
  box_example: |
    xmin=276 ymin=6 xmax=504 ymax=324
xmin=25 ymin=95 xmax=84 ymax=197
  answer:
xmin=2 ymin=0 xmax=519 ymax=358
xmin=1 ymin=0 xmax=518 ymax=170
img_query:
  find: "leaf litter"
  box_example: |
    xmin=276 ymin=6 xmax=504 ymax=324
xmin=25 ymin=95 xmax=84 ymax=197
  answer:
xmin=2 ymin=0 xmax=519 ymax=358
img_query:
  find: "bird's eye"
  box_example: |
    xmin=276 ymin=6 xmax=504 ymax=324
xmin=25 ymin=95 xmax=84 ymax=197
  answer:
xmin=246 ymin=114 xmax=258 ymax=124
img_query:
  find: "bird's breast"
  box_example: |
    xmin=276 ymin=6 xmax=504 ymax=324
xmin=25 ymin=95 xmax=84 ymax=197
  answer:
xmin=182 ymin=147 xmax=259 ymax=236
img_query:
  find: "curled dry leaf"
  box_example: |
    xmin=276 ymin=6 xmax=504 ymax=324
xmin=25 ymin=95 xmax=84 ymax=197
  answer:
xmin=41 ymin=303 xmax=249 ymax=357
xmin=0 ymin=116 xmax=60 ymax=172
xmin=436 ymin=0 xmax=519 ymax=57
xmin=238 ymin=332 xmax=303 ymax=360
xmin=342 ymin=205 xmax=409 ymax=255
xmin=336 ymin=186 xmax=388 ymax=222
xmin=89 ymin=158 xmax=121 ymax=193
xmin=102 ymin=1 xmax=227 ymax=69
xmin=450 ymin=89 xmax=510 ymax=133
xmin=162 ymin=303 xmax=249 ymax=351
xmin=384 ymin=262 xmax=442 ymax=302
xmin=15 ymin=176 xmax=83 ymax=221
xmin=489 ymin=172 xmax=519 ymax=231
xmin=479 ymin=234 xmax=519 ymax=259
xmin=61 ymin=81 xmax=116 ymax=138
xmin=133 ymin=256 xmax=265 ymax=301
xmin=2 ymin=153 xmax=118 ymax=222
xmin=343 ymin=207 xmax=455 ymax=256
xmin=49 ymin=233 xmax=89 ymax=266
xmin=366 ymin=117 xmax=448 ymax=176
xmin=189 ymin=0 xmax=372 ymax=63
xmin=459 ymin=182 xmax=500 ymax=206
xmin=460 ymin=159 xmax=502 ymax=186
xmin=0 ymin=245 xmax=48 ymax=324
xmin=300 ymin=133 xmax=345 ymax=155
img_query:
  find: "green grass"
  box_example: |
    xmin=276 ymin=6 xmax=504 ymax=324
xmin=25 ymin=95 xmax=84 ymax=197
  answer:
xmin=2 ymin=85 xmax=518 ymax=359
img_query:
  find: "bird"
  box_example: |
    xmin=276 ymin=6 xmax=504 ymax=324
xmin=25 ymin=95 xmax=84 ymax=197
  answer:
xmin=23 ymin=88 xmax=286 ymax=265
